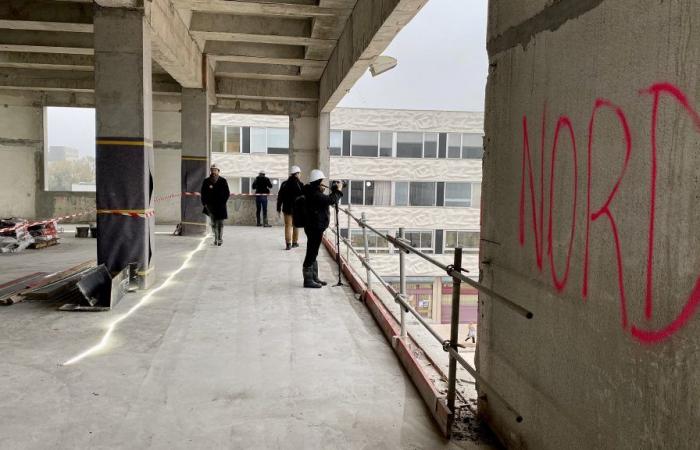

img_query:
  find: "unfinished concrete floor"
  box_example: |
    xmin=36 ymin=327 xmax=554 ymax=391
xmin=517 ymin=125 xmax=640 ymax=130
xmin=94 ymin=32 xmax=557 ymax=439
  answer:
xmin=0 ymin=226 xmax=490 ymax=449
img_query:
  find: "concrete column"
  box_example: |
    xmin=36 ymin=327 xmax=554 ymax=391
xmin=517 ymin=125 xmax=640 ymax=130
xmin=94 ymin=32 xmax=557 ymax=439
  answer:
xmin=289 ymin=115 xmax=319 ymax=184
xmin=94 ymin=8 xmax=155 ymax=289
xmin=180 ymin=88 xmax=210 ymax=235
xmin=317 ymin=112 xmax=331 ymax=177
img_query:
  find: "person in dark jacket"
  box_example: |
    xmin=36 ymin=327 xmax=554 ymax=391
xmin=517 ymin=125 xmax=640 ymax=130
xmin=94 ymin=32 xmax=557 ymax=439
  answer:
xmin=302 ymin=169 xmax=343 ymax=288
xmin=200 ymin=164 xmax=230 ymax=246
xmin=252 ymin=170 xmax=273 ymax=227
xmin=276 ymin=165 xmax=304 ymax=250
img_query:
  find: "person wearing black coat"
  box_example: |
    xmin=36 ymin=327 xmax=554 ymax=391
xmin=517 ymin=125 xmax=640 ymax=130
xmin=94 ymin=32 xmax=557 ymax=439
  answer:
xmin=200 ymin=164 xmax=230 ymax=246
xmin=276 ymin=166 xmax=304 ymax=250
xmin=252 ymin=170 xmax=273 ymax=227
xmin=302 ymin=169 xmax=343 ymax=289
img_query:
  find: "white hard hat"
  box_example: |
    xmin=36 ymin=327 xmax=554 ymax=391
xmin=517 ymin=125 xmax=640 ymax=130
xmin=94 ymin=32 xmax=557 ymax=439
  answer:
xmin=259 ymin=169 xmax=266 ymax=174
xmin=210 ymin=164 xmax=219 ymax=171
xmin=309 ymin=169 xmax=325 ymax=183
xmin=290 ymin=165 xmax=301 ymax=175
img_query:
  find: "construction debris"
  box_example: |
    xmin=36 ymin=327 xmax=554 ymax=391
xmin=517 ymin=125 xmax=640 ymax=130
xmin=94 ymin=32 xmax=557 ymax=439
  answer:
xmin=0 ymin=260 xmax=95 ymax=305
xmin=0 ymin=218 xmax=32 ymax=253
xmin=28 ymin=221 xmax=59 ymax=249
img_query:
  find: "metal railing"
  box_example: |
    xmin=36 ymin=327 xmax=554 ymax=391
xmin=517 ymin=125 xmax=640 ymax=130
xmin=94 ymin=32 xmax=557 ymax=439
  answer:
xmin=330 ymin=205 xmax=532 ymax=433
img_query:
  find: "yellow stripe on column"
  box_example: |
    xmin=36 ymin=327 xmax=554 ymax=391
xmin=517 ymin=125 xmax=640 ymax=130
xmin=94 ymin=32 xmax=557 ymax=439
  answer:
xmin=182 ymin=156 xmax=208 ymax=161
xmin=97 ymin=140 xmax=153 ymax=147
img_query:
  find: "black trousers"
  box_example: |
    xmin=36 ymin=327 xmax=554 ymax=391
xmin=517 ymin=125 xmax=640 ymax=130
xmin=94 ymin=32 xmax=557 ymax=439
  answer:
xmin=303 ymin=228 xmax=323 ymax=268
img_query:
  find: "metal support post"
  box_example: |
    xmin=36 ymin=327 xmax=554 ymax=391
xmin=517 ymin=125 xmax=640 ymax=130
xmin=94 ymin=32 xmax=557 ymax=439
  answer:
xmin=346 ymin=204 xmax=352 ymax=262
xmin=446 ymin=247 xmax=463 ymax=434
xmin=361 ymin=212 xmax=372 ymax=292
xmin=398 ymin=227 xmax=407 ymax=339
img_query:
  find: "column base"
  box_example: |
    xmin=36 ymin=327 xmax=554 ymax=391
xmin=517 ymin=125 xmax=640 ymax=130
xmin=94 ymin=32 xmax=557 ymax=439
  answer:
xmin=180 ymin=221 xmax=208 ymax=236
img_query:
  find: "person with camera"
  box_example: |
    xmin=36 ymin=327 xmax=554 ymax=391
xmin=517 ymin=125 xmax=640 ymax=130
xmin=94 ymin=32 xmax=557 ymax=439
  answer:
xmin=301 ymin=169 xmax=343 ymax=288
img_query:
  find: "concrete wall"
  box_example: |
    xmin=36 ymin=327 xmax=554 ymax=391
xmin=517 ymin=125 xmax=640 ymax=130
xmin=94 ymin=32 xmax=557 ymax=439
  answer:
xmin=0 ymin=91 xmax=182 ymax=224
xmin=0 ymin=92 xmax=41 ymax=219
xmin=481 ymin=1 xmax=700 ymax=448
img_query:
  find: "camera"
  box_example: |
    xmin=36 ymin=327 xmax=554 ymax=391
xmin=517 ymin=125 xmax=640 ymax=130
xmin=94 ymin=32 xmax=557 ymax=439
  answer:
xmin=331 ymin=180 xmax=346 ymax=190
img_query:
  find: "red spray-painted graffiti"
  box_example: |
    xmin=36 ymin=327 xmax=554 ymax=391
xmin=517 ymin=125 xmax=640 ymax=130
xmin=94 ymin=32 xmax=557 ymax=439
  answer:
xmin=518 ymin=82 xmax=700 ymax=344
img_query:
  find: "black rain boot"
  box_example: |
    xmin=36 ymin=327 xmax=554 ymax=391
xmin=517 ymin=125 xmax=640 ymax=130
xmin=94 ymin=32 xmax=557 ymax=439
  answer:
xmin=303 ymin=266 xmax=322 ymax=288
xmin=292 ymin=242 xmax=299 ymax=248
xmin=285 ymin=243 xmax=291 ymax=250
xmin=313 ymin=261 xmax=327 ymax=286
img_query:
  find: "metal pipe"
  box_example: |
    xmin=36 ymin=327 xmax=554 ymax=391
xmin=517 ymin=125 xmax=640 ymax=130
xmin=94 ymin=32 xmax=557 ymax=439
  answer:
xmin=340 ymin=207 xmax=533 ymax=320
xmin=447 ymin=347 xmax=523 ymax=423
xmin=361 ymin=212 xmax=372 ymax=293
xmin=398 ymin=227 xmax=407 ymax=339
xmin=446 ymin=248 xmax=462 ymax=431
xmin=345 ymin=204 xmax=351 ymax=262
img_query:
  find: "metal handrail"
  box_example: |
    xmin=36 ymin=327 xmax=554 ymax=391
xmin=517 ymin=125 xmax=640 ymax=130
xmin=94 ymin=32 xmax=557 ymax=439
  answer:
xmin=332 ymin=205 xmax=527 ymax=430
xmin=339 ymin=207 xmax=533 ymax=320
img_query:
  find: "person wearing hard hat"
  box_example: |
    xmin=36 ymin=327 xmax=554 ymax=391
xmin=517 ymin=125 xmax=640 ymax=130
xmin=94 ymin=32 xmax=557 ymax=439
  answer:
xmin=252 ymin=170 xmax=273 ymax=227
xmin=301 ymin=169 xmax=344 ymax=288
xmin=276 ymin=165 xmax=304 ymax=250
xmin=200 ymin=164 xmax=230 ymax=246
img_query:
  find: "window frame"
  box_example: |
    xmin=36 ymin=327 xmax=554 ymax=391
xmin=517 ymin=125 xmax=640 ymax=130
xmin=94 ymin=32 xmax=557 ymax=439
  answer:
xmin=443 ymin=230 xmax=480 ymax=254
xmin=443 ymin=181 xmax=472 ymax=207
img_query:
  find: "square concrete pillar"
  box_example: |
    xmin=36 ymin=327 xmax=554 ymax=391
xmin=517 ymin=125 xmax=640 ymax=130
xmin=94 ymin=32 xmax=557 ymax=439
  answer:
xmin=180 ymin=88 xmax=210 ymax=235
xmin=289 ymin=112 xmax=330 ymax=183
xmin=94 ymin=7 xmax=155 ymax=289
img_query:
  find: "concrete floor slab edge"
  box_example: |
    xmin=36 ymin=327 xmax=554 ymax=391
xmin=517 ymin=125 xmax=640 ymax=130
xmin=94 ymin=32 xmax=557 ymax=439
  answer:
xmin=322 ymin=236 xmax=452 ymax=437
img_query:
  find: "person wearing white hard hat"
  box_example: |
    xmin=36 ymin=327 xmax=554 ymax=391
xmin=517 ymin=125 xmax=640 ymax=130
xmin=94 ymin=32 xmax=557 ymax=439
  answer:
xmin=200 ymin=164 xmax=230 ymax=246
xmin=299 ymin=169 xmax=344 ymax=288
xmin=276 ymin=165 xmax=304 ymax=250
xmin=252 ymin=170 xmax=273 ymax=227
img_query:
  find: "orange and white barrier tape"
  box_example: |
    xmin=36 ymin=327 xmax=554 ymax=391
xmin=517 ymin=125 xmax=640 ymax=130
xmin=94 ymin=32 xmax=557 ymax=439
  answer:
xmin=96 ymin=209 xmax=155 ymax=218
xmin=0 ymin=210 xmax=93 ymax=234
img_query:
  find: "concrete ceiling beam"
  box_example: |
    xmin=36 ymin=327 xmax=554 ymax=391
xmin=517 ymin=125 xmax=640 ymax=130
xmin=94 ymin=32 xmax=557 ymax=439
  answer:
xmin=0 ymin=67 xmax=180 ymax=94
xmin=171 ymin=0 xmax=345 ymax=18
xmin=216 ymin=61 xmax=300 ymax=77
xmin=144 ymin=0 xmax=204 ymax=89
xmin=0 ymin=20 xmax=93 ymax=33
xmin=205 ymin=41 xmax=306 ymax=61
xmin=190 ymin=12 xmax=312 ymax=37
xmin=0 ymin=1 xmax=93 ymax=25
xmin=213 ymin=97 xmax=318 ymax=117
xmin=0 ymin=52 xmax=93 ymax=71
xmin=216 ymin=77 xmax=318 ymax=102
xmin=0 ymin=30 xmax=93 ymax=55
xmin=211 ymin=54 xmax=326 ymax=69
xmin=319 ymin=0 xmax=428 ymax=113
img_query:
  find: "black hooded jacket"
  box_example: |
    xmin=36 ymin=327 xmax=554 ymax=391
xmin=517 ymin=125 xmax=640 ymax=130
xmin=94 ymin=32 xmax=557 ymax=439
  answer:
xmin=276 ymin=175 xmax=304 ymax=214
xmin=252 ymin=175 xmax=272 ymax=194
xmin=302 ymin=181 xmax=343 ymax=232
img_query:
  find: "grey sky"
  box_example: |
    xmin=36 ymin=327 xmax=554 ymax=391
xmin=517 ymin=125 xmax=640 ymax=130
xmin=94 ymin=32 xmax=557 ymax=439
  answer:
xmin=337 ymin=0 xmax=488 ymax=112
xmin=46 ymin=106 xmax=95 ymax=158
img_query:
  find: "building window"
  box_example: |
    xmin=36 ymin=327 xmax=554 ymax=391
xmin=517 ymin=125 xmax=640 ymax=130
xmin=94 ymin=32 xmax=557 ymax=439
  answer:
xmin=394 ymin=181 xmax=409 ymax=206
xmin=396 ymin=132 xmax=423 ymax=158
xmin=404 ymin=230 xmax=434 ymax=253
xmin=250 ymin=127 xmax=267 ymax=153
xmin=44 ymin=107 xmax=96 ymax=192
xmin=447 ymin=133 xmax=461 ymax=158
xmin=424 ymin=132 xmax=438 ymax=158
xmin=212 ymin=125 xmax=226 ymax=153
xmin=444 ymin=182 xmax=471 ymax=207
xmin=462 ymin=133 xmax=483 ymax=159
xmin=380 ymin=132 xmax=393 ymax=157
xmin=267 ymin=128 xmax=289 ymax=154
xmin=372 ymin=180 xmax=392 ymax=206
xmin=409 ymin=182 xmax=436 ymax=206
xmin=444 ymin=230 xmax=480 ymax=253
xmin=349 ymin=229 xmax=390 ymax=253
xmin=346 ymin=180 xmax=388 ymax=205
xmin=351 ymin=131 xmax=379 ymax=157
xmin=330 ymin=130 xmax=342 ymax=156
xmin=225 ymin=126 xmax=241 ymax=153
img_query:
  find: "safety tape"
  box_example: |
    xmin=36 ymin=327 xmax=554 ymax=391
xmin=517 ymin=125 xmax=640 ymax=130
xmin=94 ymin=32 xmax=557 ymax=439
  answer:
xmin=96 ymin=209 xmax=155 ymax=218
xmin=96 ymin=139 xmax=153 ymax=148
xmin=1 ymin=190 xmax=277 ymax=233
